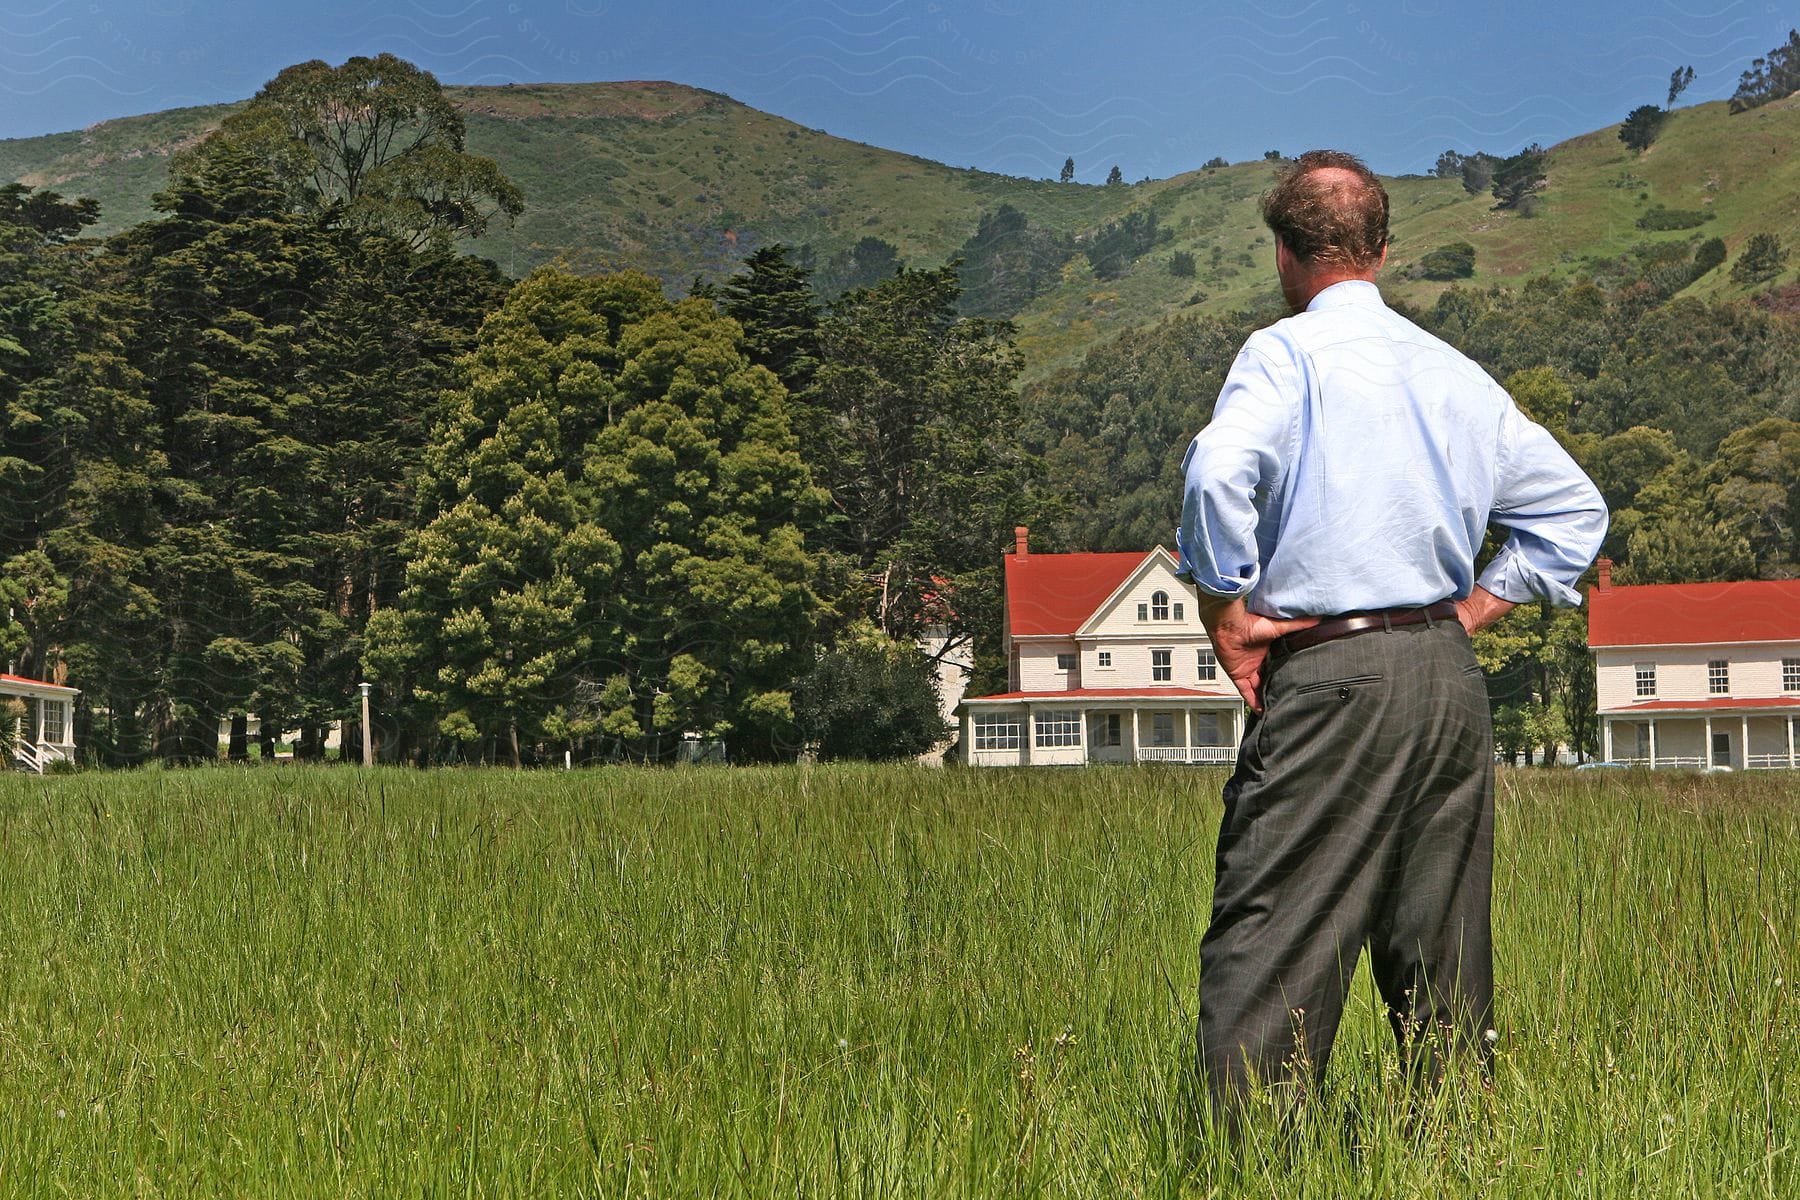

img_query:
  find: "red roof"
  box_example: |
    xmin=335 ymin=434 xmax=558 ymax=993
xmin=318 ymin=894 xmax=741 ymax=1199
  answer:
xmin=1005 ymin=551 xmax=1152 ymax=637
xmin=1588 ymin=579 xmax=1800 ymax=647
xmin=965 ymin=687 xmax=1238 ymax=703
xmin=1606 ymin=697 xmax=1800 ymax=712
xmin=0 ymin=673 xmax=77 ymax=694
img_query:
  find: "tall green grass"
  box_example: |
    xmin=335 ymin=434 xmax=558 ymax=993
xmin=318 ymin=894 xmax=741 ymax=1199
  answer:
xmin=0 ymin=765 xmax=1793 ymax=1196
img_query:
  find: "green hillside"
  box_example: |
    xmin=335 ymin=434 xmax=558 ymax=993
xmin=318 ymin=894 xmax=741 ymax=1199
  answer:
xmin=5 ymin=80 xmax=1799 ymax=378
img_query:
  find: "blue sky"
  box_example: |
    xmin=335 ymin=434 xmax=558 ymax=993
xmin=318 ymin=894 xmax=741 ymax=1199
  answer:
xmin=0 ymin=0 xmax=1788 ymax=179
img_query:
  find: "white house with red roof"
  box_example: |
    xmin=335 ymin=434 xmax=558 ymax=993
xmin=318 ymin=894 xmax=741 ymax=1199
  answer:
xmin=1589 ymin=560 xmax=1800 ymax=770
xmin=2 ymin=672 xmax=78 ymax=773
xmin=959 ymin=528 xmax=1244 ymax=767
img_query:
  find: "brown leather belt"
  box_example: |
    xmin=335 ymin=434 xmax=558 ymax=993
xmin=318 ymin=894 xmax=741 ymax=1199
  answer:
xmin=1275 ymin=600 xmax=1461 ymax=653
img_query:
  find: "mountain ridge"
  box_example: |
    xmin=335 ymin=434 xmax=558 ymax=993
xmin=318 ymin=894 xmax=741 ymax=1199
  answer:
xmin=4 ymin=79 xmax=1797 ymax=379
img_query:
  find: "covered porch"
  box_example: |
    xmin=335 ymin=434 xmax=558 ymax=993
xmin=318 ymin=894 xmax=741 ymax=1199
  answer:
xmin=3 ymin=673 xmax=79 ymax=773
xmin=1601 ymin=700 xmax=1800 ymax=770
xmin=961 ymin=687 xmax=1244 ymax=767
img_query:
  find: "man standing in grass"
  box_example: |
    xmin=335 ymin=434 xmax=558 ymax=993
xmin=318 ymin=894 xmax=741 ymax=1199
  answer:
xmin=1176 ymin=150 xmax=1606 ymax=1122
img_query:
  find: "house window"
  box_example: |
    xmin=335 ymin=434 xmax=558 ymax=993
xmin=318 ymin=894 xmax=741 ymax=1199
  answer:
xmin=1151 ymin=591 xmax=1171 ymax=620
xmin=1136 ymin=603 xmax=1148 ymax=621
xmin=1091 ymin=713 xmax=1121 ymax=746
xmin=1151 ymin=712 xmax=1176 ymax=746
xmin=1173 ymin=601 xmax=1185 ymax=621
xmin=41 ymin=700 xmax=65 ymax=744
xmin=1196 ymin=649 xmax=1217 ymax=681
xmin=1056 ymin=653 xmax=1076 ymax=671
xmin=1634 ymin=663 xmax=1656 ymax=697
xmin=1097 ymin=651 xmax=1112 ymax=668
xmin=1708 ymin=660 xmax=1729 ymax=695
xmin=1784 ymin=658 xmax=1800 ymax=692
xmin=1034 ymin=710 xmax=1082 ymax=748
xmin=1152 ymin=649 xmax=1172 ymax=682
xmin=1192 ymin=711 xmax=1223 ymax=746
xmin=973 ymin=714 xmax=1021 ymax=751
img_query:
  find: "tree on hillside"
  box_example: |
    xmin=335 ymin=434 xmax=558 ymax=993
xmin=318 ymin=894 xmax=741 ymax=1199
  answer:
xmin=177 ymin=53 xmax=523 ymax=249
xmin=815 ymin=236 xmax=903 ymax=299
xmin=1619 ymin=104 xmax=1667 ymax=153
xmin=1458 ymin=152 xmax=1499 ymax=196
xmin=1729 ymin=30 xmax=1800 ymax=113
xmin=1668 ymin=65 xmax=1695 ymax=107
xmin=1060 ymin=156 xmax=1075 ymax=183
xmin=1430 ymin=150 xmax=1465 ymax=178
xmin=1491 ymin=144 xmax=1547 ymax=211
xmin=954 ymin=204 xmax=1071 ymax=317
xmin=1106 ymin=165 xmax=1124 ymax=186
xmin=1731 ymin=233 xmax=1788 ymax=286
xmin=1084 ymin=209 xmax=1159 ymax=280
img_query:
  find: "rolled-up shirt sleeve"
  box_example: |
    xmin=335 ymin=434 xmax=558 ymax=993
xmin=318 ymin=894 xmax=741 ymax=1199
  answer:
xmin=1475 ymin=398 xmax=1609 ymax=607
xmin=1177 ymin=339 xmax=1298 ymax=597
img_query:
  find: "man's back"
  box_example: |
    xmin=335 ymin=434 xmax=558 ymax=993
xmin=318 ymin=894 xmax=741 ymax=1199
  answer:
xmin=1182 ymin=279 xmax=1602 ymax=619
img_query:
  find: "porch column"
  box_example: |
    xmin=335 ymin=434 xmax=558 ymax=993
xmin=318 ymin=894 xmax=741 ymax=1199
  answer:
xmin=1788 ymin=715 xmax=1796 ymax=769
xmin=1184 ymin=708 xmax=1195 ymax=763
xmin=32 ymin=697 xmax=43 ymax=746
xmin=1602 ymin=718 xmax=1613 ymax=762
xmin=1704 ymin=715 xmax=1713 ymax=769
xmin=1131 ymin=708 xmax=1142 ymax=764
xmin=1648 ymin=718 xmax=1658 ymax=768
xmin=1740 ymin=714 xmax=1750 ymax=769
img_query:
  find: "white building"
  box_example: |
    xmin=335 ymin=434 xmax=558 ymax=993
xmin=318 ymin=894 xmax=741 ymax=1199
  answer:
xmin=960 ymin=528 xmax=1244 ymax=767
xmin=1589 ymin=561 xmax=1800 ymax=770
xmin=3 ymin=672 xmax=78 ymax=773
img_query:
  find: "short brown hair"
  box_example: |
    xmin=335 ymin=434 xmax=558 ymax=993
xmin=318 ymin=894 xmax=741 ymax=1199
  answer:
xmin=1260 ymin=149 xmax=1389 ymax=269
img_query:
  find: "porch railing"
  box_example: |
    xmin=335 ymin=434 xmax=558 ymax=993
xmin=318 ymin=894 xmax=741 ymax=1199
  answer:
xmin=9 ymin=740 xmax=68 ymax=775
xmin=1135 ymin=746 xmax=1236 ymax=765
xmin=1745 ymin=753 xmax=1798 ymax=770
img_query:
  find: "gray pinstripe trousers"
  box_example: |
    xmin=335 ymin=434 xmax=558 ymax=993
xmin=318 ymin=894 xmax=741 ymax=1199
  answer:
xmin=1197 ymin=616 xmax=1495 ymax=1115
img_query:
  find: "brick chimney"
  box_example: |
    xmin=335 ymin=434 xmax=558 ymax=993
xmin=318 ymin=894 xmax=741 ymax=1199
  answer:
xmin=1596 ymin=557 xmax=1612 ymax=591
xmin=1013 ymin=525 xmax=1029 ymax=557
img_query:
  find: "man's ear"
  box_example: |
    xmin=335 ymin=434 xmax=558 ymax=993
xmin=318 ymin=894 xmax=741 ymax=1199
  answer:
xmin=1275 ymin=238 xmax=1293 ymax=274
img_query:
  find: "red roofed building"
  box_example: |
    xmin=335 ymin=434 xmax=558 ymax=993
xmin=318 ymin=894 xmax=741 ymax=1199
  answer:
xmin=2 ymin=672 xmax=78 ymax=773
xmin=1588 ymin=559 xmax=1800 ymax=769
xmin=960 ymin=528 xmax=1243 ymax=766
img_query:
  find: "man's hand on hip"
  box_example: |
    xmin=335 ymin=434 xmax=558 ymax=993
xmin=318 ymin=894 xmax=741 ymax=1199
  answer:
xmin=1194 ymin=594 xmax=1319 ymax=714
xmin=1454 ymin=585 xmax=1514 ymax=635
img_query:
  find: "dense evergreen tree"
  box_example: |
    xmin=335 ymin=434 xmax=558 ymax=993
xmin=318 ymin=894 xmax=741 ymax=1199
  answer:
xmin=954 ymin=205 xmax=1071 ymax=318
xmin=1060 ymin=157 xmax=1075 ymax=183
xmin=368 ymin=269 xmax=824 ymax=763
xmin=810 ymin=265 xmax=1031 ymax=642
xmin=1619 ymin=105 xmax=1667 ymax=154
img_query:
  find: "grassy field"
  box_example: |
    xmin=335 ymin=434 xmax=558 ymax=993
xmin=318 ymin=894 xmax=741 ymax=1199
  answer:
xmin=0 ymin=764 xmax=1793 ymax=1196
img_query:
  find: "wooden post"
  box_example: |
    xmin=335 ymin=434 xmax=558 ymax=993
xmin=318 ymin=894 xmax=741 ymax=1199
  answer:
xmin=358 ymin=682 xmax=373 ymax=768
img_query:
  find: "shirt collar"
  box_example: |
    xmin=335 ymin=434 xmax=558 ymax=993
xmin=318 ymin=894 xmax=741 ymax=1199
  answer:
xmin=1305 ymin=279 xmax=1385 ymax=313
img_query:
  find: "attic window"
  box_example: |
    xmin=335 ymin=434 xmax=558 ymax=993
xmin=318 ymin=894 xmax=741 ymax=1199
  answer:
xmin=1151 ymin=591 xmax=1170 ymax=620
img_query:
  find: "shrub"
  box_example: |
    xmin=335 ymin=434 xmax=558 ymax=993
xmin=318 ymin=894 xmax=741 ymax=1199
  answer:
xmin=1636 ymin=206 xmax=1711 ymax=232
xmin=1419 ymin=242 xmax=1477 ymax=280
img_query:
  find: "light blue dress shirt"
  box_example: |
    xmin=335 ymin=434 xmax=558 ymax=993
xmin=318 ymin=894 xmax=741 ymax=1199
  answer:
xmin=1177 ymin=280 xmax=1607 ymax=618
